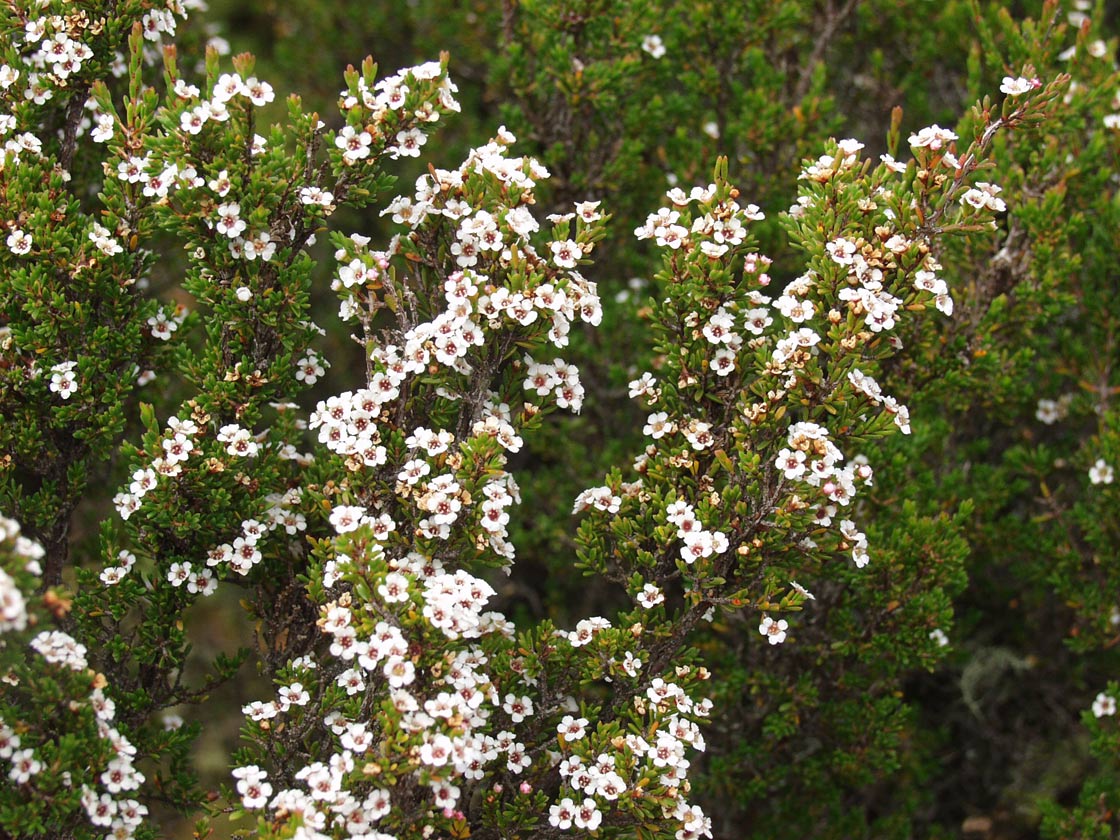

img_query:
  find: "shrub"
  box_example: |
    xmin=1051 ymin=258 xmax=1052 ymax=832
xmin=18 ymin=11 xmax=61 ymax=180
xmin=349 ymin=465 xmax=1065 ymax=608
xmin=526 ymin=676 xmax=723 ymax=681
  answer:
xmin=0 ymin=2 xmax=1117 ymax=839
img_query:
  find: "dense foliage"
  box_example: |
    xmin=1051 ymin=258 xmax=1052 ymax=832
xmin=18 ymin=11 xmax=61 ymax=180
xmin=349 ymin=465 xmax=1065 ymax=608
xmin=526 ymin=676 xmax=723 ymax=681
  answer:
xmin=1 ymin=1 xmax=1118 ymax=839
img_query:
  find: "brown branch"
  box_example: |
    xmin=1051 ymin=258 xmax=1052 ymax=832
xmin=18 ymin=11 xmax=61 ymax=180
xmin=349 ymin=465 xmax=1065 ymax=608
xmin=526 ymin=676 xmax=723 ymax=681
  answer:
xmin=793 ymin=0 xmax=862 ymax=104
xmin=58 ymin=83 xmax=91 ymax=172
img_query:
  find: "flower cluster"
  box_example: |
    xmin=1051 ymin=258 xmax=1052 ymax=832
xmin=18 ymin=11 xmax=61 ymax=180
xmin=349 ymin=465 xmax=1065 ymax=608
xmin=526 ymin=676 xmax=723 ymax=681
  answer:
xmin=238 ymin=530 xmax=712 ymax=839
xmin=236 ymin=541 xmax=520 ymax=821
xmin=0 ymin=516 xmax=36 ymax=632
xmin=223 ymin=122 xmax=725 ymax=839
xmin=666 ymin=499 xmax=730 ymax=565
xmin=0 ymin=0 xmax=1080 ymax=829
xmin=338 ymin=59 xmax=460 ymax=162
xmin=110 ymin=408 xmax=307 ymax=591
xmin=7 ymin=2 xmax=191 ymax=113
xmin=771 ymin=421 xmax=873 ymax=567
xmin=0 ymin=516 xmax=150 ymax=837
xmin=567 ymin=125 xmax=1017 ymax=673
xmin=312 ymin=130 xmax=605 ymax=573
xmin=113 ymin=415 xmax=204 ymax=518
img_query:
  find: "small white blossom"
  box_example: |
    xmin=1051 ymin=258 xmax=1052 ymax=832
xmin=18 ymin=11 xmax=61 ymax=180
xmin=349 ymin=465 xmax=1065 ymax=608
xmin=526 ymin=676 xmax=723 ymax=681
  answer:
xmin=908 ymin=124 xmax=958 ymax=150
xmin=759 ymin=615 xmax=788 ymax=645
xmin=636 ymin=583 xmax=664 ymax=609
xmin=641 ymin=34 xmax=665 ymax=59
xmin=1089 ymin=458 xmax=1114 ymax=485
xmin=1092 ymin=692 xmax=1117 ymax=718
xmin=48 ymin=361 xmax=78 ymax=399
xmin=1000 ymin=76 xmax=1038 ymax=96
xmin=167 ymin=561 xmax=191 ymax=587
xmin=6 ymin=228 xmax=31 ymax=255
xmin=557 ymin=715 xmax=589 ymax=741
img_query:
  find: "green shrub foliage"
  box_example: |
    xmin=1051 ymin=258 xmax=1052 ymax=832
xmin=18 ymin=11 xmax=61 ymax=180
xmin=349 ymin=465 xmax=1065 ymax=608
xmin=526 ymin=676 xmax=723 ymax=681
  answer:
xmin=0 ymin=1 xmax=1118 ymax=839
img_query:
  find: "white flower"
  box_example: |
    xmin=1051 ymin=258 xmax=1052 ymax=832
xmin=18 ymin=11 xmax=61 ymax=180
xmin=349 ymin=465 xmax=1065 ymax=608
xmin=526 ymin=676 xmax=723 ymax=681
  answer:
xmin=759 ymin=615 xmax=788 ymax=645
xmin=89 ymin=222 xmax=123 ymax=255
xmin=549 ymin=797 xmax=577 ymax=828
xmin=236 ymin=770 xmax=273 ymax=809
xmin=243 ymin=76 xmax=274 ymax=107
xmin=215 ymin=202 xmax=245 ymax=238
xmin=6 ymin=228 xmax=31 ymax=255
xmin=557 ymin=715 xmax=589 ymax=741
xmin=167 ymin=561 xmax=191 ymax=587
xmin=502 ymin=693 xmax=534 ymax=723
xmin=641 ymin=34 xmax=665 ymax=59
xmin=573 ymin=798 xmax=603 ymax=831
xmin=91 ymin=113 xmax=114 ymax=142
xmin=775 ymin=447 xmax=806 ymax=480
xmin=574 ymin=200 xmax=602 ymax=222
xmin=161 ymin=432 xmax=193 ymax=463
xmin=31 ymin=630 xmax=88 ymax=670
xmin=116 ymin=154 xmax=151 ymax=183
xmin=48 ymin=361 xmax=78 ymax=399
xmin=1089 ymin=458 xmax=1114 ymax=485
xmin=278 ymin=681 xmax=310 ymax=709
xmin=744 ymin=307 xmax=773 ymax=335
xmin=710 ymin=346 xmax=736 ymax=375
xmin=627 ymin=374 xmax=658 ymax=404
xmin=871 ymin=154 xmax=904 ymax=175
xmin=1092 ymin=692 xmax=1116 ymax=718
xmin=295 ymin=352 xmax=326 ymax=384
xmin=329 ymin=504 xmax=366 ymax=534
xmin=683 ymin=419 xmax=714 ymax=450
xmin=1035 ymin=398 xmax=1064 ymax=425
xmin=636 ymin=583 xmax=664 ymax=608
xmin=215 ymin=427 xmax=258 ymax=461
xmin=790 ymin=580 xmax=816 ymax=601
xmin=188 ymin=568 xmax=217 ymax=596
xmin=243 ymin=231 xmax=275 ymax=261
xmin=180 ymin=103 xmax=210 ymax=134
xmin=959 ymin=182 xmax=1006 ymax=213
xmin=299 ymin=186 xmax=334 ymax=207
xmin=908 ymin=124 xmax=958 ymax=150
xmin=8 ymin=748 xmax=42 ymax=784
xmin=335 ymin=124 xmax=372 ymax=164
xmin=100 ymin=566 xmax=127 ymax=585
xmin=1000 ymin=76 xmax=1038 ymax=96
xmin=550 ymin=239 xmax=580 ymax=269
xmin=929 ymin=628 xmax=949 ymax=647
xmin=384 ymin=656 xmax=415 ymax=687
xmin=825 ymin=237 xmax=857 ymax=265
xmin=643 ymin=411 xmax=673 ymax=440
xmin=572 ymin=486 xmax=622 ymax=515
xmin=702 ymin=307 xmax=736 ymax=344
xmin=622 ymin=651 xmax=642 ymax=676
xmin=391 ymin=126 xmax=426 ymax=158
xmin=173 ymin=78 xmax=200 ymax=99
xmin=147 ymin=311 xmax=180 ymax=341
xmin=505 ymin=206 xmax=539 ymax=237
xmin=212 ymin=72 xmax=245 ymax=102
xmin=377 ymin=572 xmax=410 ymax=604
